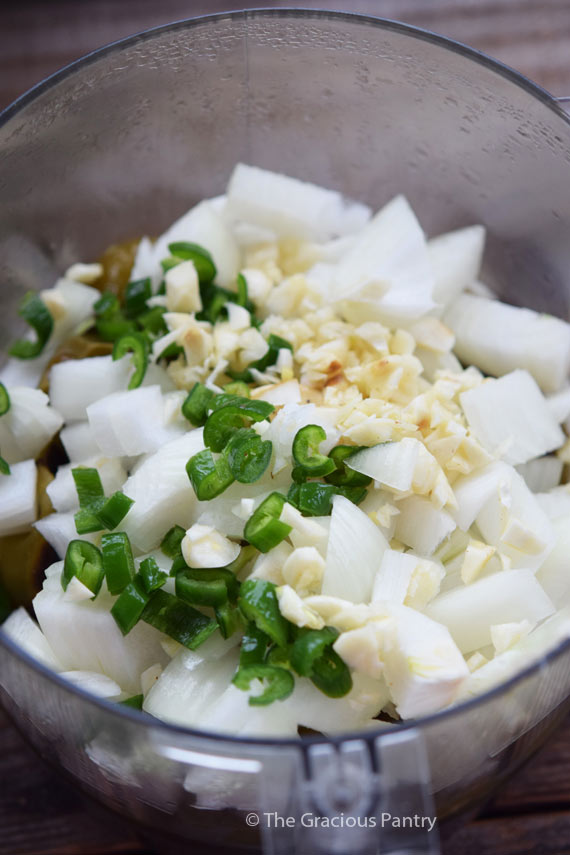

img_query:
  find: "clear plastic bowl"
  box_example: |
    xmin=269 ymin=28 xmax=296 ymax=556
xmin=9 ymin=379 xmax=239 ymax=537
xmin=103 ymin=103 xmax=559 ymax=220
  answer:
xmin=2 ymin=10 xmax=570 ymax=854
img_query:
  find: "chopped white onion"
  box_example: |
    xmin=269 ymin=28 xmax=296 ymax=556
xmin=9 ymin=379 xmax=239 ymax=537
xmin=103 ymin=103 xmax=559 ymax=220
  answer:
xmin=322 ymin=495 xmax=388 ymax=603
xmin=0 ymin=459 xmax=37 ymax=536
xmin=444 ymin=294 xmax=570 ymax=393
xmin=460 ymin=370 xmax=564 ymax=465
xmin=426 ymin=569 xmax=555 ymax=654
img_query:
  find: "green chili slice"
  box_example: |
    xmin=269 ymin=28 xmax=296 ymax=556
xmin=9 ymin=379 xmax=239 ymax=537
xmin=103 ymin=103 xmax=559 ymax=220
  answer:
xmin=124 ymin=278 xmax=152 ymax=318
xmin=225 ymin=428 xmax=272 ymax=484
xmin=94 ymin=292 xmax=136 ymax=342
xmin=232 ymin=664 xmax=294 ymax=706
xmin=310 ymin=647 xmax=352 ymax=698
xmin=139 ymin=557 xmax=168 ymax=594
xmin=290 ymin=627 xmax=339 ymax=677
xmin=160 ymin=524 xmax=186 ymax=559
xmin=120 ymin=694 xmax=144 ymax=709
xmin=186 ymin=449 xmax=235 ymax=500
xmin=72 ymin=467 xmax=104 ymax=506
xmin=240 ymin=622 xmax=271 ymax=668
xmin=203 ymin=398 xmax=274 ymax=452
xmin=61 ymin=540 xmax=104 ymax=598
xmin=167 ymin=241 xmax=217 ymax=284
xmin=9 ymin=292 xmax=54 ymax=359
xmin=137 ymin=306 xmax=168 ymax=336
xmin=95 ymin=491 xmax=134 ymax=530
xmin=236 ymin=273 xmax=248 ymax=307
xmin=181 ymin=383 xmax=215 ymax=427
xmin=111 ymin=574 xmax=150 ymax=635
xmin=141 ymin=589 xmax=217 ymax=649
xmin=287 ymin=482 xmax=367 ymax=516
xmin=0 ymin=456 xmax=10 ymax=476
xmin=215 ymin=602 xmax=241 ymax=639
xmin=238 ymin=579 xmax=289 ymax=648
xmin=72 ymin=467 xmax=134 ymax=534
xmin=243 ymin=492 xmax=292 ymax=553
xmin=223 ymin=380 xmax=250 ymax=398
xmin=112 ymin=332 xmax=149 ymax=389
xmin=101 ymin=531 xmax=135 ymax=596
xmin=325 ymin=445 xmax=373 ymax=487
xmin=292 ymin=425 xmax=336 ymax=479
xmin=175 ymin=567 xmax=239 ymax=608
xmin=286 ymin=482 xmax=336 ymax=516
xmin=0 ymin=383 xmax=10 ymax=417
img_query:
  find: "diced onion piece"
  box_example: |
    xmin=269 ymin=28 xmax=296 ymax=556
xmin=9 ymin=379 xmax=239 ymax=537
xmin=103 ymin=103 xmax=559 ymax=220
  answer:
xmin=372 ymin=604 xmax=469 ymax=719
xmin=394 ymin=495 xmax=456 ymax=555
xmin=0 ymin=459 xmax=37 ymax=536
xmin=547 ymin=386 xmax=570 ymax=423
xmin=2 ymin=606 xmax=63 ymax=670
xmin=251 ymin=379 xmax=302 ymax=406
xmin=60 ymin=422 xmax=100 ymax=462
xmin=47 ymin=457 xmax=127 ymax=513
xmin=33 ymin=581 xmax=169 ymax=695
xmin=143 ymin=648 xmax=239 ymax=726
xmin=120 ymin=431 xmax=205 ymax=552
xmin=372 ymin=549 xmax=444 ymax=610
xmin=453 ymin=461 xmax=516 ymax=531
xmin=322 ymin=494 xmax=388 ymax=603
xmin=226 ymin=163 xmax=370 ymax=242
xmin=347 ymin=439 xmax=419 ymax=492
xmin=475 ymin=463 xmax=554 ymax=572
xmin=516 ymin=457 xmax=563 ymax=493
xmin=87 ymin=385 xmax=185 ymax=457
xmin=0 ymin=387 xmax=63 ymax=464
xmin=34 ymin=512 xmax=97 ymax=560
xmin=328 ymin=195 xmax=435 ymax=327
xmin=428 ymin=225 xmax=485 ymax=311
xmin=536 ymin=485 xmax=570 ymax=520
xmin=49 ymin=355 xmax=130 ymax=422
xmin=460 ymin=370 xmax=564 ymax=465
xmin=455 ymin=607 xmax=570 ymax=701
xmin=444 ymin=294 xmax=570 ymax=393
xmin=426 ymin=569 xmax=555 ymax=654
xmin=537 ymin=515 xmax=570 ymax=607
xmin=60 ymin=670 xmax=123 ymax=699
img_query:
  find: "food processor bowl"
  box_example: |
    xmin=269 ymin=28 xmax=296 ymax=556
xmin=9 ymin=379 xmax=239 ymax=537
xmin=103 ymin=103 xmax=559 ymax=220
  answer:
xmin=2 ymin=10 xmax=570 ymax=854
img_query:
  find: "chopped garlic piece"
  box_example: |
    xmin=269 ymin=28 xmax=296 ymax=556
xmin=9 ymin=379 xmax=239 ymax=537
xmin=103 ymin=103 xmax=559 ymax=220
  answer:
xmin=276 ymin=585 xmax=325 ymax=629
xmin=282 ymin=546 xmax=325 ymax=597
xmin=182 ymin=524 xmax=240 ymax=568
xmin=466 ymin=652 xmax=489 ymax=673
xmin=165 ymin=260 xmax=202 ymax=313
xmin=249 ymin=541 xmax=293 ymax=585
xmin=333 ymin=622 xmax=393 ymax=680
xmin=65 ymin=262 xmax=103 ymax=284
xmin=491 ymin=619 xmax=533 ymax=655
xmin=460 ymin=539 xmax=496 ymax=584
xmin=226 ymin=303 xmax=251 ymax=331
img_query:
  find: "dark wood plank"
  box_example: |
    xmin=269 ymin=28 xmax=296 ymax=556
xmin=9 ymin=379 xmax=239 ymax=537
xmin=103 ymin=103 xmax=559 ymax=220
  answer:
xmin=1 ymin=0 xmax=570 ymax=111
xmin=442 ymin=811 xmax=570 ymax=855
xmin=0 ymin=710 xmax=150 ymax=855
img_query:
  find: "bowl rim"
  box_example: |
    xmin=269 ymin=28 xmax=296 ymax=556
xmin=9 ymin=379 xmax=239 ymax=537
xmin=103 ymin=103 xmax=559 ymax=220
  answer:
xmin=2 ymin=6 xmax=570 ymax=751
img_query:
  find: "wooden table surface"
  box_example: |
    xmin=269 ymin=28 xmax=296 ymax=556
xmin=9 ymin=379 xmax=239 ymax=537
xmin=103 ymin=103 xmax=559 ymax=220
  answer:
xmin=2 ymin=1 xmax=570 ymax=853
